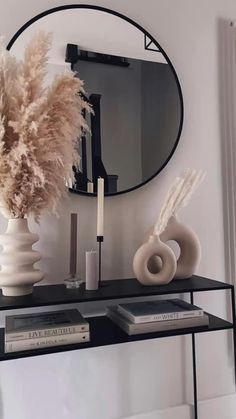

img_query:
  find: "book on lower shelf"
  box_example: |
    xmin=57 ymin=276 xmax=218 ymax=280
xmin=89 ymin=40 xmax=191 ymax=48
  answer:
xmin=4 ymin=309 xmax=90 ymax=353
xmin=117 ymin=299 xmax=204 ymax=324
xmin=107 ymin=306 xmax=209 ymax=336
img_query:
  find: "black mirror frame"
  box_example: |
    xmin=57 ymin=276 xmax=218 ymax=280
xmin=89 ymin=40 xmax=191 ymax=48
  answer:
xmin=7 ymin=4 xmax=184 ymax=197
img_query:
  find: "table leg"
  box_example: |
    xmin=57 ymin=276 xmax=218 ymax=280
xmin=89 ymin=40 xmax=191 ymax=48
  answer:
xmin=230 ymin=287 xmax=236 ymax=386
xmin=191 ymin=292 xmax=198 ymax=419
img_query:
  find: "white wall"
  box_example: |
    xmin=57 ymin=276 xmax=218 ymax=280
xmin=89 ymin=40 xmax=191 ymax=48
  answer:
xmin=0 ymin=1 xmax=235 ymax=418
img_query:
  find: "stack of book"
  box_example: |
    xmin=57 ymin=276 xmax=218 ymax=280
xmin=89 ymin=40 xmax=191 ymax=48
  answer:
xmin=106 ymin=299 xmax=209 ymax=336
xmin=5 ymin=309 xmax=90 ymax=353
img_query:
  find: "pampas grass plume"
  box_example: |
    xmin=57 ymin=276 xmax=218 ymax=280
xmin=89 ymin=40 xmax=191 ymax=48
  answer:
xmin=154 ymin=169 xmax=206 ymax=235
xmin=0 ymin=31 xmax=90 ymax=220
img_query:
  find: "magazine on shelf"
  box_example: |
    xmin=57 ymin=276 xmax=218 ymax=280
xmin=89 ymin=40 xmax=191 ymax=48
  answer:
xmin=117 ymin=299 xmax=204 ymax=324
xmin=107 ymin=306 xmax=209 ymax=336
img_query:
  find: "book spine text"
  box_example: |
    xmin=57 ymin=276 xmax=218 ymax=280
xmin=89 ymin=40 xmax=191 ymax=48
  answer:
xmin=119 ymin=308 xmax=203 ymax=324
xmin=5 ymin=331 xmax=90 ymax=353
xmin=6 ymin=324 xmax=89 ymax=342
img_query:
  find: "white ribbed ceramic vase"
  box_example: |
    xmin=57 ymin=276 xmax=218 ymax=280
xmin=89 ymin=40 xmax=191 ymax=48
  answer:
xmin=0 ymin=218 xmax=43 ymax=296
xmin=133 ymin=234 xmax=177 ymax=286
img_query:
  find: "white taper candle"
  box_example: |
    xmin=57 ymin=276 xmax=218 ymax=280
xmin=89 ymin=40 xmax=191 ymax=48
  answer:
xmin=97 ymin=178 xmax=104 ymax=236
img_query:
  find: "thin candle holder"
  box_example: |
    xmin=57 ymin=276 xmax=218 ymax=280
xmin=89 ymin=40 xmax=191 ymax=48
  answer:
xmin=97 ymin=236 xmax=104 ymax=286
xmin=64 ymin=274 xmax=83 ymax=290
xmin=64 ymin=213 xmax=83 ymax=290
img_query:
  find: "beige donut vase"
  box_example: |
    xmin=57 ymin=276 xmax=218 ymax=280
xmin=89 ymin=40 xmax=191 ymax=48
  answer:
xmin=133 ymin=234 xmax=177 ymax=286
xmin=159 ymin=216 xmax=201 ymax=279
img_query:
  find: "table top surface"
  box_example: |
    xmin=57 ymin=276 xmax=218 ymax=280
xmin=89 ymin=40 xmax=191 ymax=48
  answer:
xmin=0 ymin=275 xmax=232 ymax=311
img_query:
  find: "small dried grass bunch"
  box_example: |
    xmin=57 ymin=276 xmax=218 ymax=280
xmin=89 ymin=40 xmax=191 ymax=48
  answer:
xmin=0 ymin=31 xmax=90 ymax=220
xmin=154 ymin=168 xmax=206 ymax=235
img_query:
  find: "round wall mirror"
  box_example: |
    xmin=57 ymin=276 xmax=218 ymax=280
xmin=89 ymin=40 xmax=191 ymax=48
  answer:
xmin=8 ymin=5 xmax=184 ymax=196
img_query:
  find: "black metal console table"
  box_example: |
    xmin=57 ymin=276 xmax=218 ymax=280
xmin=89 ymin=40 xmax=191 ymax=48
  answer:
xmin=0 ymin=274 xmax=235 ymax=419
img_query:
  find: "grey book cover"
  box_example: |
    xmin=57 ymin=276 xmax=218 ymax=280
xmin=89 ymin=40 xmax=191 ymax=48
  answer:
xmin=6 ymin=309 xmax=88 ymax=334
xmin=118 ymin=298 xmax=203 ymax=317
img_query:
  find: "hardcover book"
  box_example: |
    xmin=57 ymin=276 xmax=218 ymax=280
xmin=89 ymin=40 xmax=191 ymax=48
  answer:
xmin=117 ymin=299 xmax=203 ymax=324
xmin=5 ymin=331 xmax=90 ymax=353
xmin=5 ymin=309 xmax=89 ymax=342
xmin=107 ymin=306 xmax=209 ymax=335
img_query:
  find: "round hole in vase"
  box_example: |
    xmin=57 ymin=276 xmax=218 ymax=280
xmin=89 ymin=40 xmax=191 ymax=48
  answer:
xmin=166 ymin=240 xmax=181 ymax=260
xmin=148 ymin=240 xmax=180 ymax=274
xmin=133 ymin=235 xmax=177 ymax=286
xmin=147 ymin=255 xmax=163 ymax=274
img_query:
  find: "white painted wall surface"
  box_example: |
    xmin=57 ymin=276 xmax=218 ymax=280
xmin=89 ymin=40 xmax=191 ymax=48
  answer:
xmin=0 ymin=0 xmax=235 ymax=418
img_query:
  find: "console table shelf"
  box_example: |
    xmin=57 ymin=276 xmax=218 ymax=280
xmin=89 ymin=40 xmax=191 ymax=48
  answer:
xmin=0 ymin=275 xmax=232 ymax=311
xmin=0 ymin=313 xmax=233 ymax=362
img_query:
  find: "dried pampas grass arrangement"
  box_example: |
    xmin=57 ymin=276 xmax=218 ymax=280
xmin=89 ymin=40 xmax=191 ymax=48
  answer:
xmin=154 ymin=168 xmax=205 ymax=235
xmin=0 ymin=31 xmax=90 ymax=220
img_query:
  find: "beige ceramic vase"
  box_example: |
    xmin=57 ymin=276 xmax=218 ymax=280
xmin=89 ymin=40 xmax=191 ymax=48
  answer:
xmin=133 ymin=234 xmax=177 ymax=286
xmin=0 ymin=218 xmax=44 ymax=296
xmin=159 ymin=216 xmax=201 ymax=279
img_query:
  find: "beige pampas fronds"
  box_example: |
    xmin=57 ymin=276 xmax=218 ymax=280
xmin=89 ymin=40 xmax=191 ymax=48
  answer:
xmin=154 ymin=169 xmax=206 ymax=235
xmin=0 ymin=31 xmax=90 ymax=220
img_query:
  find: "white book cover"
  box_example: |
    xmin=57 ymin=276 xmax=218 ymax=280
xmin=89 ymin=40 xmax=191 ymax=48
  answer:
xmin=5 ymin=324 xmax=89 ymax=342
xmin=5 ymin=331 xmax=90 ymax=353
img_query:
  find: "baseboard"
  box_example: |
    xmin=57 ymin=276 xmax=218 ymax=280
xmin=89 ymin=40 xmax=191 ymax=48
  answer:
xmin=198 ymin=393 xmax=236 ymax=419
xmin=123 ymin=393 xmax=236 ymax=419
xmin=122 ymin=404 xmax=190 ymax=419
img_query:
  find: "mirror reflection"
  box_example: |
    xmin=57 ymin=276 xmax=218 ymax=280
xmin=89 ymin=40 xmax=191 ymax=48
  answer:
xmin=71 ymin=47 xmax=181 ymax=194
xmin=8 ymin=7 xmax=183 ymax=195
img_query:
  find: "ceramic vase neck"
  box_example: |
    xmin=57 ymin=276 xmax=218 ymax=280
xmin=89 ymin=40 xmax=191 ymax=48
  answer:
xmin=6 ymin=218 xmax=28 ymax=234
xmin=149 ymin=234 xmax=161 ymax=243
